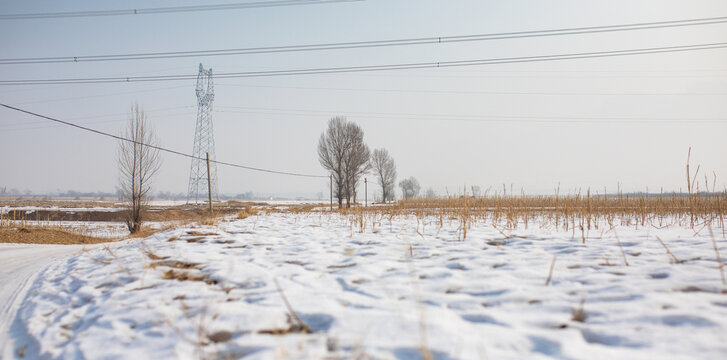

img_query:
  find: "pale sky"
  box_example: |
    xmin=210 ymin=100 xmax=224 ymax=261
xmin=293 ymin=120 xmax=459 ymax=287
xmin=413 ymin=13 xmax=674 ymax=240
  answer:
xmin=1 ymin=0 xmax=726 ymax=198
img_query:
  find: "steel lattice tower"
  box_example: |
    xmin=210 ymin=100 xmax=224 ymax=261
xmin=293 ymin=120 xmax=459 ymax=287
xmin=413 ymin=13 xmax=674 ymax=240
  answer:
xmin=187 ymin=63 xmax=218 ymax=204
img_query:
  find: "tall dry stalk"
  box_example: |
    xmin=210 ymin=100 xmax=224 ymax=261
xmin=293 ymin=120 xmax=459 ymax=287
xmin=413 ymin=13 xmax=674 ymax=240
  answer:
xmin=709 ymin=227 xmax=726 ymax=285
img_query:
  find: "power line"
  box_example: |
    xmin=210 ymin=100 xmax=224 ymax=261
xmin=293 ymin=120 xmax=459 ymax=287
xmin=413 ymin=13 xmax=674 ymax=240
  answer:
xmin=3 ymin=42 xmax=727 ymax=85
xmin=216 ymin=82 xmax=727 ymax=96
xmin=0 ymin=103 xmax=327 ymax=178
xmin=0 ymin=113 xmax=187 ymax=132
xmin=214 ymin=105 xmax=727 ymax=124
xmin=2 ymin=15 xmax=727 ymax=64
xmin=11 ymin=85 xmax=190 ymax=105
xmin=278 ymin=68 xmax=727 ymax=80
xmin=0 ymin=106 xmax=196 ymax=130
xmin=0 ymin=0 xmax=364 ymax=20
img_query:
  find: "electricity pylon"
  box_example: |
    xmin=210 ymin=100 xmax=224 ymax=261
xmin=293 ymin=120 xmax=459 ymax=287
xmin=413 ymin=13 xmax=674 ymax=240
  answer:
xmin=186 ymin=63 xmax=218 ymax=204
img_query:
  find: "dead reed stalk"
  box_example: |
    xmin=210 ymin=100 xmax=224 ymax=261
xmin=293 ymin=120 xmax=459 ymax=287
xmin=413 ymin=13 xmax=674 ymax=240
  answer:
xmin=613 ymin=230 xmax=629 ymax=266
xmin=655 ymin=236 xmax=683 ymax=264
xmin=273 ymin=278 xmax=312 ymax=334
xmin=708 ymin=227 xmax=726 ymax=285
xmin=545 ymin=255 xmax=557 ymax=286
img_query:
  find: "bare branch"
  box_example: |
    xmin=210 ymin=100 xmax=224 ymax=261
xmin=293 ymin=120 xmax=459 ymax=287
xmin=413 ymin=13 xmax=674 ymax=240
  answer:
xmin=318 ymin=117 xmax=370 ymax=208
xmin=118 ymin=104 xmax=162 ymax=233
xmin=371 ymin=148 xmax=397 ymax=202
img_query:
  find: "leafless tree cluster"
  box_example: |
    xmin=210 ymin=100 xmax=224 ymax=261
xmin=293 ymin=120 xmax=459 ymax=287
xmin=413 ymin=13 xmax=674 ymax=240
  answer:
xmin=425 ymin=188 xmax=437 ymax=198
xmin=371 ymin=148 xmax=397 ymax=202
xmin=118 ymin=105 xmax=161 ymax=233
xmin=318 ymin=117 xmax=371 ymax=208
xmin=399 ymin=176 xmax=420 ymax=199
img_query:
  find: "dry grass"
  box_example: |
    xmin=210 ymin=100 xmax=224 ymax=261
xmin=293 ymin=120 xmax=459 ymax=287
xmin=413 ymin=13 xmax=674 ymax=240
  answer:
xmin=198 ymin=215 xmax=218 ymax=226
xmin=709 ymin=226 xmax=726 ymax=285
xmin=545 ymin=255 xmax=557 ymax=286
xmin=328 ymin=150 xmax=724 ymax=234
xmin=0 ymin=228 xmax=113 ymax=244
xmin=571 ymin=299 xmax=587 ymax=323
xmin=125 ymin=224 xmax=179 ymax=239
xmin=0 ymin=210 xmax=179 ymax=243
xmin=185 ymin=230 xmax=218 ymax=236
xmin=161 ymin=269 xmax=218 ymax=285
xmin=655 ymin=236 xmax=684 ymax=264
xmin=0 ymin=200 xmax=253 ymax=223
xmin=147 ymin=248 xmax=217 ymax=284
xmin=258 ymin=315 xmax=311 ymax=335
xmin=258 ymin=279 xmax=312 ymax=335
xmin=0 ymin=200 xmax=252 ymax=243
xmin=333 ymin=191 xmax=726 ymax=240
xmin=143 ymin=249 xmax=168 ymax=261
xmin=237 ymin=206 xmax=258 ymax=220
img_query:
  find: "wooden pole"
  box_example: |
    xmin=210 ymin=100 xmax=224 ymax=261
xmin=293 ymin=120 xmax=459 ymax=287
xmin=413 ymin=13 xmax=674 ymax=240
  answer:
xmin=365 ymin=178 xmax=367 ymax=207
xmin=206 ymin=152 xmax=213 ymax=214
xmin=330 ymin=174 xmax=333 ymax=211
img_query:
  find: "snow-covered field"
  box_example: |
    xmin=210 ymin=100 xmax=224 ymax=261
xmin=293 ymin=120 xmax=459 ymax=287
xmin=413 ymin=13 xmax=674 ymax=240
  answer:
xmin=7 ymin=212 xmax=727 ymax=359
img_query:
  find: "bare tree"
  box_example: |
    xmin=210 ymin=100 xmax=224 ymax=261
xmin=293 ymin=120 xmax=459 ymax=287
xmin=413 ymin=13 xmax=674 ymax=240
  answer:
xmin=118 ymin=105 xmax=161 ymax=233
xmin=318 ymin=116 xmax=370 ymax=208
xmin=425 ymin=188 xmax=437 ymax=198
xmin=318 ymin=117 xmax=347 ymax=208
xmin=371 ymin=148 xmax=396 ymax=203
xmin=472 ymin=185 xmax=481 ymax=197
xmin=343 ymin=123 xmax=371 ymax=207
xmin=399 ymin=177 xmax=420 ymax=200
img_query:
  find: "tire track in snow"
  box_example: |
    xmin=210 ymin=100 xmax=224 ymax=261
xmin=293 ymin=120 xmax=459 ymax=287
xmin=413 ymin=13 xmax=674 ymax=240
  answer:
xmin=0 ymin=244 xmax=100 ymax=359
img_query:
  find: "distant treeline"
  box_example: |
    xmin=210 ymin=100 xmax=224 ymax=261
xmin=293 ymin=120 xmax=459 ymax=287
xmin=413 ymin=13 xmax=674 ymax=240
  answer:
xmin=0 ymin=187 xmax=322 ymax=201
xmin=155 ymin=191 xmax=274 ymax=201
xmin=0 ymin=188 xmax=117 ymax=199
xmin=597 ymin=192 xmax=725 ymax=198
xmin=4 ymin=187 xmax=721 ymax=201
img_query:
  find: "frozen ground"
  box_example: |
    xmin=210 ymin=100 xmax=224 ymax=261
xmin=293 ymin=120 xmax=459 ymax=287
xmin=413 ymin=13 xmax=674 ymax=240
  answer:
xmin=4 ymin=212 xmax=727 ymax=359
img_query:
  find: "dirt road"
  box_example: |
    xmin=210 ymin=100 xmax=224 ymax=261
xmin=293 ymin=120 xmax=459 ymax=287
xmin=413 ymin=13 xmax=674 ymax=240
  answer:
xmin=0 ymin=244 xmax=96 ymax=359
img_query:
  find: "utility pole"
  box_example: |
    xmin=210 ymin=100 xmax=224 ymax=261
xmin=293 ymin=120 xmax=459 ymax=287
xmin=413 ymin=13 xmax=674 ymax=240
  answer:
xmin=206 ymin=152 xmax=213 ymax=214
xmin=364 ymin=178 xmax=367 ymax=207
xmin=329 ymin=174 xmax=333 ymax=211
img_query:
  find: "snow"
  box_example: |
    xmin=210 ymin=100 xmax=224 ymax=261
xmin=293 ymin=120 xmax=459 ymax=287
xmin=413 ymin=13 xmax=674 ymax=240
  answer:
xmin=0 ymin=243 xmax=105 ymax=359
xmin=4 ymin=213 xmax=727 ymax=359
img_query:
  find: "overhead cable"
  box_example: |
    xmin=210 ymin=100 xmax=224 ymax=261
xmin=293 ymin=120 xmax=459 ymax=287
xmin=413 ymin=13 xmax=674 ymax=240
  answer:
xmin=0 ymin=103 xmax=327 ymax=178
xmin=2 ymin=15 xmax=727 ymax=64
xmin=214 ymin=105 xmax=727 ymax=124
xmin=216 ymin=83 xmax=727 ymax=96
xmin=2 ymin=42 xmax=726 ymax=85
xmin=0 ymin=0 xmax=364 ymax=20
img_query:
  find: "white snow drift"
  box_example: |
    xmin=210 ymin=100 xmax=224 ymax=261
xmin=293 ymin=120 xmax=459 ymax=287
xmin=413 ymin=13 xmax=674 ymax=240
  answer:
xmin=6 ymin=212 xmax=727 ymax=359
